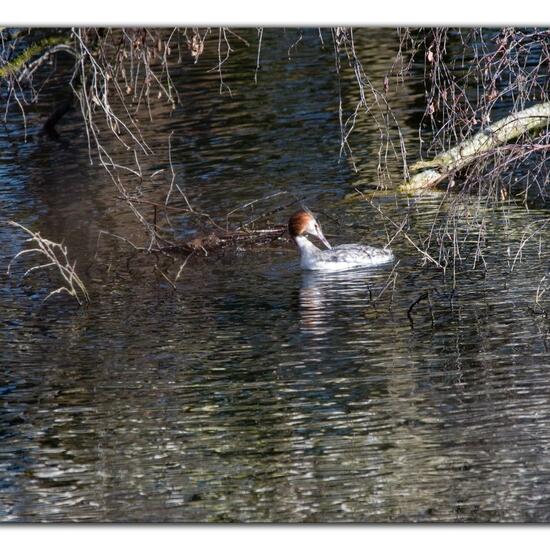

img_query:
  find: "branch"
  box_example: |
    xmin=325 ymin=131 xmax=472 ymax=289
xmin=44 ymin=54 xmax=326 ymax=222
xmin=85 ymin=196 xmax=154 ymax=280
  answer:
xmin=400 ymin=101 xmax=550 ymax=192
xmin=0 ymin=36 xmax=70 ymax=78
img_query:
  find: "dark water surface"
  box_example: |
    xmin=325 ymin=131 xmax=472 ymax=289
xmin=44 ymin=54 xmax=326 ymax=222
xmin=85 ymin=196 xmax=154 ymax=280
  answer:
xmin=2 ymin=29 xmax=550 ymax=522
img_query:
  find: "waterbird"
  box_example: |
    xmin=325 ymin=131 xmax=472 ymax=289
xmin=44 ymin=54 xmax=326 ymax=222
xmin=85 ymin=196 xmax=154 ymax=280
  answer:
xmin=288 ymin=208 xmax=394 ymax=271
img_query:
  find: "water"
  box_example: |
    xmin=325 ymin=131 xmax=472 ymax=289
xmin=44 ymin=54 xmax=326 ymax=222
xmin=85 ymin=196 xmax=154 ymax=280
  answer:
xmin=2 ymin=28 xmax=550 ymax=522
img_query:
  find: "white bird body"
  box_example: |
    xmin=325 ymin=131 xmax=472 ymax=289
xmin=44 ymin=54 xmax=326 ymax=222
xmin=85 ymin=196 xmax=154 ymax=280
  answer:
xmin=289 ymin=209 xmax=394 ymax=271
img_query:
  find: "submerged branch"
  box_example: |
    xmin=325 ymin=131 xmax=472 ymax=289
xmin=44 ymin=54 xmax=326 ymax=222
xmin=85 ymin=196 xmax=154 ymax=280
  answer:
xmin=98 ymin=222 xmax=287 ymax=261
xmin=7 ymin=221 xmax=90 ymax=305
xmin=154 ymin=226 xmax=287 ymax=256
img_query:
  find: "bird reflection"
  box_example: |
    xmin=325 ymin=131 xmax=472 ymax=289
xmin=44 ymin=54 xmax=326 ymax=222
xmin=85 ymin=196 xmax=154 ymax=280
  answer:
xmin=299 ymin=268 xmax=386 ymax=337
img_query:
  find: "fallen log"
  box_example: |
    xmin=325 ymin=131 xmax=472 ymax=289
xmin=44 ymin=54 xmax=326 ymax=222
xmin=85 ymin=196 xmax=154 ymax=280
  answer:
xmin=399 ymin=101 xmax=550 ymax=192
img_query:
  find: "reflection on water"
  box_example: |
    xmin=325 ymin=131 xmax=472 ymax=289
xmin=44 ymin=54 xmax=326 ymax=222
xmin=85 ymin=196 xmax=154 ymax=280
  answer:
xmin=4 ymin=201 xmax=550 ymax=522
xmin=3 ymin=29 xmax=550 ymax=522
xmin=299 ymin=267 xmax=391 ymax=338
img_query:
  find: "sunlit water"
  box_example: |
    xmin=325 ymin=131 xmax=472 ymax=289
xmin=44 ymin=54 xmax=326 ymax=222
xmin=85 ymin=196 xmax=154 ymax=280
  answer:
xmin=2 ymin=29 xmax=550 ymax=522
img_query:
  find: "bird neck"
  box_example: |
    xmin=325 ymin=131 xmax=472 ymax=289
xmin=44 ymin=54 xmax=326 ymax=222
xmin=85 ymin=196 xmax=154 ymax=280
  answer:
xmin=294 ymin=235 xmax=320 ymax=268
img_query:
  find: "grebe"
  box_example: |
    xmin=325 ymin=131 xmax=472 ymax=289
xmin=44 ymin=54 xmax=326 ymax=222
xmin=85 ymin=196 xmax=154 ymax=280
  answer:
xmin=288 ymin=208 xmax=394 ymax=271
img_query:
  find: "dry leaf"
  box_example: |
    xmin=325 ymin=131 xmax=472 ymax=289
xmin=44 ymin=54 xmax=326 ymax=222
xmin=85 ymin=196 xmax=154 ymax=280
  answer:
xmin=190 ymin=34 xmax=204 ymax=63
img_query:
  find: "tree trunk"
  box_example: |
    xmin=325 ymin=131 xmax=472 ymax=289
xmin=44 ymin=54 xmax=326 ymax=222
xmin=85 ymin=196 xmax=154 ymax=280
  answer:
xmin=399 ymin=102 xmax=550 ymax=192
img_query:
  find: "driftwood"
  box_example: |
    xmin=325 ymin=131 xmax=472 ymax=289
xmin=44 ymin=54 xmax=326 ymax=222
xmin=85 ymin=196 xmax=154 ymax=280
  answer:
xmin=399 ymin=102 xmax=550 ymax=192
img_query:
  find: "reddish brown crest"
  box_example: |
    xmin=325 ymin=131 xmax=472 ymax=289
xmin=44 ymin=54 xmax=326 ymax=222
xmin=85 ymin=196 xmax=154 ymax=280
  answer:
xmin=288 ymin=209 xmax=313 ymax=238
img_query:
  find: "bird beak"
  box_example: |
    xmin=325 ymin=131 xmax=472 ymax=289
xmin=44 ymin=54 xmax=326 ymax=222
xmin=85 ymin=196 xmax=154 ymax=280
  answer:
xmin=314 ymin=226 xmax=332 ymax=249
